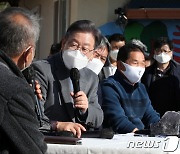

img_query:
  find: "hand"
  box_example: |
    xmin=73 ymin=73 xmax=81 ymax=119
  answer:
xmin=70 ymin=91 xmax=88 ymax=113
xmin=34 ymin=80 xmax=42 ymax=100
xmin=56 ymin=122 xmax=86 ymax=138
xmin=132 ymin=128 xmax=139 ymax=133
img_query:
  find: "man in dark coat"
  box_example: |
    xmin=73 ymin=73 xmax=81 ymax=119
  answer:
xmin=0 ymin=7 xmax=47 ymax=154
xmin=141 ymin=37 xmax=180 ymax=117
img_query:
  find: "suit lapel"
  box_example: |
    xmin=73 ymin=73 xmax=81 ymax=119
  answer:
xmin=79 ymin=69 xmax=86 ymax=92
xmin=103 ymin=67 xmax=111 ymax=78
xmin=52 ymin=53 xmax=75 ymax=121
xmin=59 ymin=77 xmax=75 ymax=122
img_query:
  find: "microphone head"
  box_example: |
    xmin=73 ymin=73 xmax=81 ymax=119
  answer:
xmin=70 ymin=68 xmax=80 ymax=81
xmin=22 ymin=65 xmax=36 ymax=84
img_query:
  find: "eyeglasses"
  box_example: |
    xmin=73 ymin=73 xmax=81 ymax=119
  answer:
xmin=155 ymin=49 xmax=172 ymax=55
xmin=66 ymin=42 xmax=94 ymax=55
xmin=93 ymin=48 xmax=107 ymax=64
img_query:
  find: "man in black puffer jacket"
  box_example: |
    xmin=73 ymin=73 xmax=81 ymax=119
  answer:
xmin=142 ymin=37 xmax=180 ymax=117
xmin=0 ymin=7 xmax=47 ymax=154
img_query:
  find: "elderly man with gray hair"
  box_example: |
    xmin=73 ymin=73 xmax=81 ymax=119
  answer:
xmin=0 ymin=7 xmax=47 ymax=154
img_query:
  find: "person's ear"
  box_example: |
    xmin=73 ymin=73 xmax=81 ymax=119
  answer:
xmin=23 ymin=46 xmax=34 ymax=63
xmin=117 ymin=61 xmax=126 ymax=71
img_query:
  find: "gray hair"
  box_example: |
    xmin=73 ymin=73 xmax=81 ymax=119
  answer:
xmin=0 ymin=7 xmax=40 ymax=57
xmin=96 ymin=35 xmax=111 ymax=52
xmin=130 ymin=39 xmax=147 ymax=52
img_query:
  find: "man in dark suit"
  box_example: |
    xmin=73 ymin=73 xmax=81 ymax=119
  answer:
xmin=0 ymin=7 xmax=47 ymax=154
xmin=32 ymin=20 xmax=103 ymax=138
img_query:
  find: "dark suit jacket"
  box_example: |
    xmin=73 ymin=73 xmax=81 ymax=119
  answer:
xmin=0 ymin=51 xmax=47 ymax=154
xmin=32 ymin=52 xmax=103 ymax=129
xmin=99 ymin=66 xmax=111 ymax=82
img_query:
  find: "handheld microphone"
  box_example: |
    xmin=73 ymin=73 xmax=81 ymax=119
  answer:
xmin=22 ymin=65 xmax=36 ymax=89
xmin=70 ymin=68 xmax=80 ymax=94
xmin=22 ymin=65 xmax=43 ymax=127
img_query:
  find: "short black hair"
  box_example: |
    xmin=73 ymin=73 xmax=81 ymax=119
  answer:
xmin=117 ymin=43 xmax=145 ymax=62
xmin=65 ymin=20 xmax=101 ymax=49
xmin=108 ymin=33 xmax=125 ymax=43
xmin=50 ymin=43 xmax=61 ymax=55
xmin=153 ymin=37 xmax=173 ymax=50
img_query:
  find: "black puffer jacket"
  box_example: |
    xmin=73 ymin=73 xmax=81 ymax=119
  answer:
xmin=0 ymin=50 xmax=47 ymax=154
xmin=141 ymin=60 xmax=180 ymax=117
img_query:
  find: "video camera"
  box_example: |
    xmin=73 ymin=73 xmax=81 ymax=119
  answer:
xmin=114 ymin=8 xmax=128 ymax=26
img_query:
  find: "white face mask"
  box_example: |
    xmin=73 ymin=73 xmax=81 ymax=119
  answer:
xmin=62 ymin=49 xmax=89 ymax=70
xmin=109 ymin=50 xmax=119 ymax=61
xmin=86 ymin=58 xmax=104 ymax=75
xmin=153 ymin=52 xmax=171 ymax=64
xmin=121 ymin=61 xmax=145 ymax=84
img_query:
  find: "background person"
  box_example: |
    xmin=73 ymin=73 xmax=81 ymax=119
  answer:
xmin=101 ymin=43 xmax=160 ymax=134
xmin=86 ymin=35 xmax=110 ymax=76
xmin=0 ymin=7 xmax=47 ymax=154
xmin=99 ymin=33 xmax=125 ymax=80
xmin=141 ymin=37 xmax=180 ymax=117
xmin=32 ymin=20 xmax=103 ymax=138
xmin=48 ymin=41 xmax=62 ymax=57
xmin=86 ymin=36 xmax=110 ymax=107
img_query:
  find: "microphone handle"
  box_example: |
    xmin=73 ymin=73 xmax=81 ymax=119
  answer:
xmin=72 ymin=79 xmax=80 ymax=94
xmin=72 ymin=79 xmax=80 ymax=111
xmin=22 ymin=66 xmax=43 ymax=127
xmin=31 ymin=79 xmax=43 ymax=127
